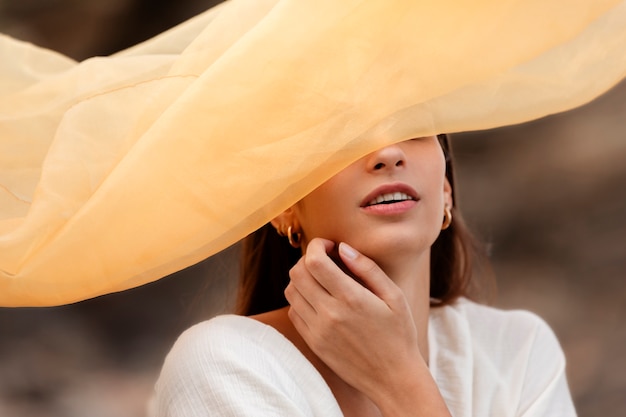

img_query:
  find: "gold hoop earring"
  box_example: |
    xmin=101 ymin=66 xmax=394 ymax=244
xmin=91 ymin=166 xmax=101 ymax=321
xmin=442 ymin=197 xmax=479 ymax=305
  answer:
xmin=287 ymin=225 xmax=302 ymax=248
xmin=441 ymin=207 xmax=452 ymax=230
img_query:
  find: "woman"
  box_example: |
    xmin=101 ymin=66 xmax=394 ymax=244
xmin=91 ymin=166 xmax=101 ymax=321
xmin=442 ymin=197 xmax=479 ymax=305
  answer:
xmin=151 ymin=135 xmax=576 ymax=416
xmin=0 ymin=1 xmax=622 ymax=416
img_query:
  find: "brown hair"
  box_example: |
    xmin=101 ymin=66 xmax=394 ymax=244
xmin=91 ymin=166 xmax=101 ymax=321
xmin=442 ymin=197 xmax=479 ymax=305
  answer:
xmin=235 ymin=135 xmax=484 ymax=315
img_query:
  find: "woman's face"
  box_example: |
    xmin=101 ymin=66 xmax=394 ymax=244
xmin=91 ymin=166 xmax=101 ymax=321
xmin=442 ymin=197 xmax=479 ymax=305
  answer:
xmin=279 ymin=136 xmax=452 ymax=263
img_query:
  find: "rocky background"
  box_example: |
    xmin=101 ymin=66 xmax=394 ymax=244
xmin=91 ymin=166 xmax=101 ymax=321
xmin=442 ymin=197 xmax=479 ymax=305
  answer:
xmin=0 ymin=1 xmax=624 ymax=416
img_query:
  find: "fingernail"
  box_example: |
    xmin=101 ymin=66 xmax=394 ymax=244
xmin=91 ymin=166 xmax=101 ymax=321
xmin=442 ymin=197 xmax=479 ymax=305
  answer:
xmin=339 ymin=242 xmax=358 ymax=260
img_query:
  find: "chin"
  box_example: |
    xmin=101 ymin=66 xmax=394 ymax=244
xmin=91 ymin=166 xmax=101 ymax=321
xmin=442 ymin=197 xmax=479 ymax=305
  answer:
xmin=352 ymin=233 xmax=434 ymax=263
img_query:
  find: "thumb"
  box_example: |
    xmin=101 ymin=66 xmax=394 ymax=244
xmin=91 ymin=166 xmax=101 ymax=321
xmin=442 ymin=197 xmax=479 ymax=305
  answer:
xmin=337 ymin=242 xmax=400 ymax=304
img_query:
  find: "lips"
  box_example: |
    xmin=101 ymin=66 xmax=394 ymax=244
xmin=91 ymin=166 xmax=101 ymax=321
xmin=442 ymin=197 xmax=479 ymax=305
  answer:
xmin=361 ymin=183 xmax=419 ymax=207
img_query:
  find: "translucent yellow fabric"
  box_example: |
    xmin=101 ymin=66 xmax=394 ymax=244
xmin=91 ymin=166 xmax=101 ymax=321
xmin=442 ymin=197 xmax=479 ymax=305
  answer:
xmin=1 ymin=0 xmax=625 ymax=306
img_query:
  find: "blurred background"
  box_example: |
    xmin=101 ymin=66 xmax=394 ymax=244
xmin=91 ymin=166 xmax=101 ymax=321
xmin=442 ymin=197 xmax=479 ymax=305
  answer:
xmin=0 ymin=1 xmax=624 ymax=416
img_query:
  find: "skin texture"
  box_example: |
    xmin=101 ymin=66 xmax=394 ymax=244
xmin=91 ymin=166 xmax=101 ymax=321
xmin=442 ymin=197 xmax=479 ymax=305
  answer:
xmin=258 ymin=137 xmax=453 ymax=416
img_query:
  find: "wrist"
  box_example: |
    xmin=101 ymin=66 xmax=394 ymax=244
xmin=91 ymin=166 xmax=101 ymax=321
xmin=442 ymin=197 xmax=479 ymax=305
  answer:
xmin=370 ymin=358 xmax=451 ymax=417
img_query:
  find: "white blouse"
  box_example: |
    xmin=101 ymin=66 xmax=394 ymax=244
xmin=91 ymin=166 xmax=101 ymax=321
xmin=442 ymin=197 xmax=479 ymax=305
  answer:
xmin=151 ymin=299 xmax=576 ymax=416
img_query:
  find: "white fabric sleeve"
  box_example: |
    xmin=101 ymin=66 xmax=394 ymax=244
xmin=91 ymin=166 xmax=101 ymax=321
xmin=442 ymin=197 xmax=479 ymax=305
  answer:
xmin=149 ymin=316 xmax=342 ymax=417
xmin=514 ymin=312 xmax=577 ymax=417
xmin=429 ymin=300 xmax=578 ymax=417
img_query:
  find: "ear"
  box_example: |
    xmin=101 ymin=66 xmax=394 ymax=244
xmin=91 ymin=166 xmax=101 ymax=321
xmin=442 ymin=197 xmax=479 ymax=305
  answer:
xmin=270 ymin=206 xmax=300 ymax=234
xmin=443 ymin=177 xmax=454 ymax=209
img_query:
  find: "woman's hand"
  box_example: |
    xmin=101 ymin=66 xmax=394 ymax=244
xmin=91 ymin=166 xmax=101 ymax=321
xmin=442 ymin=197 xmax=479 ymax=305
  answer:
xmin=284 ymin=238 xmax=443 ymax=414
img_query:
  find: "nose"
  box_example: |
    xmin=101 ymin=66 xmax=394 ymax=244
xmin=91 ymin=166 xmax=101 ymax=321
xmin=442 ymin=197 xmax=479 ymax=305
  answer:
xmin=365 ymin=144 xmax=406 ymax=172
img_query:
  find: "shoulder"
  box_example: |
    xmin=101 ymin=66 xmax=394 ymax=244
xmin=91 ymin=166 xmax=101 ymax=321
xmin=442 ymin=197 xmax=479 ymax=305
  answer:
xmin=432 ymin=298 xmax=561 ymax=352
xmin=429 ymin=299 xmax=575 ymax=416
xmin=152 ymin=315 xmax=342 ymax=417
xmin=171 ymin=314 xmax=274 ymax=354
xmin=431 ymin=298 xmax=566 ymax=370
xmin=157 ymin=314 xmax=307 ymax=388
xmin=160 ymin=315 xmax=268 ymax=372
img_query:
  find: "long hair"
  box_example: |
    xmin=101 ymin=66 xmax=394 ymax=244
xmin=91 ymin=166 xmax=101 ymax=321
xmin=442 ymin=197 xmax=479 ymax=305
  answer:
xmin=235 ymin=135 xmax=484 ymax=315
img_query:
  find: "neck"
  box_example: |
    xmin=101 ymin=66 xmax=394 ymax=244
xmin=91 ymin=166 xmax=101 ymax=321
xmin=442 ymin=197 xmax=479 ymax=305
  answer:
xmin=375 ymin=249 xmax=432 ymax=363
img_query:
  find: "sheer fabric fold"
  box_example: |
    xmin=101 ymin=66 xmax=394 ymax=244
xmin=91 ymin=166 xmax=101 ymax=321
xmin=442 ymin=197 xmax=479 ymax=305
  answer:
xmin=1 ymin=0 xmax=625 ymax=306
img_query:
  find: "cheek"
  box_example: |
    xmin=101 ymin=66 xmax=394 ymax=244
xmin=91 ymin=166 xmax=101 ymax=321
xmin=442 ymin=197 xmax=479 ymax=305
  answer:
xmin=421 ymin=169 xmax=448 ymax=234
xmin=295 ymin=193 xmax=361 ymax=246
xmin=293 ymin=195 xmax=336 ymax=239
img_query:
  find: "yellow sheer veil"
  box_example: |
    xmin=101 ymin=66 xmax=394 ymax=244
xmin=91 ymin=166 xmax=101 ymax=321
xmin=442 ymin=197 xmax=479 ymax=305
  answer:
xmin=1 ymin=0 xmax=625 ymax=306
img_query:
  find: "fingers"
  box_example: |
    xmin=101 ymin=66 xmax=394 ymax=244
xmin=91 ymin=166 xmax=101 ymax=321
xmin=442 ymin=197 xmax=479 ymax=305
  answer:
xmin=300 ymin=238 xmax=364 ymax=298
xmin=338 ymin=242 xmax=403 ymax=307
xmin=284 ymin=282 xmax=314 ymax=332
xmin=285 ymin=240 xmax=345 ymax=329
xmin=287 ymin=237 xmax=404 ymax=322
xmin=290 ymin=238 xmax=399 ymax=306
xmin=286 ymin=246 xmax=333 ymax=310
